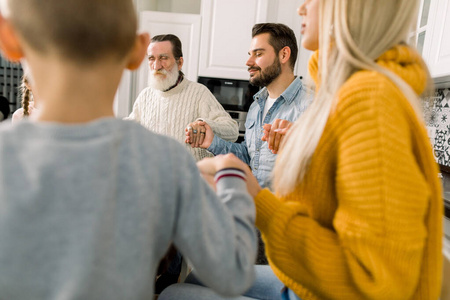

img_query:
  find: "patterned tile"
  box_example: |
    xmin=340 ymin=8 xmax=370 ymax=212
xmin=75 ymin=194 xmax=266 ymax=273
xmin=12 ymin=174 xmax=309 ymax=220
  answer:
xmin=428 ymin=88 xmax=450 ymax=166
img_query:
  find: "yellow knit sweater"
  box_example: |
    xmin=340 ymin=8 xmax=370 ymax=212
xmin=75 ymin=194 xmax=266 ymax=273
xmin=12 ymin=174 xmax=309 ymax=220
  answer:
xmin=255 ymin=45 xmax=443 ymax=300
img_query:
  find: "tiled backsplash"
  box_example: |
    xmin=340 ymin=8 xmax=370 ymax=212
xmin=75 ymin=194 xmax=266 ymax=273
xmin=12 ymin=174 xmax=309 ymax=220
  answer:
xmin=426 ymin=88 xmax=450 ymax=166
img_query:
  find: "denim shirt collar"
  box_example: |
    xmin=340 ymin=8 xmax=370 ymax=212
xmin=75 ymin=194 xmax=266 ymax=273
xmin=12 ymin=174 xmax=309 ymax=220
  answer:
xmin=253 ymin=77 xmax=303 ymax=105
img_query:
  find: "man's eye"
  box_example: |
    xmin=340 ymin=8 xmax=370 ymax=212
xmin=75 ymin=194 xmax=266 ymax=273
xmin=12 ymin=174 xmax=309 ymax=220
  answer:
xmin=148 ymin=57 xmax=155 ymax=61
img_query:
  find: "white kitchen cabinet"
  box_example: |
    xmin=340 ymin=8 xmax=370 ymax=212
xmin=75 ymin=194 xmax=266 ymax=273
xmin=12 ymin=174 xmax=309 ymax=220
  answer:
xmin=426 ymin=0 xmax=450 ymax=84
xmin=198 ymin=0 xmax=313 ymax=81
xmin=198 ymin=0 xmax=269 ymax=80
xmin=410 ymin=0 xmax=433 ymax=59
xmin=409 ymin=0 xmax=450 ymax=85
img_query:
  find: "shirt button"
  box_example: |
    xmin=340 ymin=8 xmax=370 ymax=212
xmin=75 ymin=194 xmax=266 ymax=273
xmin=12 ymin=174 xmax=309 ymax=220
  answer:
xmin=254 ymin=167 xmax=258 ymax=170
xmin=256 ymin=148 xmax=260 ymax=151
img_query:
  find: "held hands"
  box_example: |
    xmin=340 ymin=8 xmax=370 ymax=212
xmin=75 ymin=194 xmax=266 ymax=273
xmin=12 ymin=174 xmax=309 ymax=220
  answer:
xmin=197 ymin=154 xmax=262 ymax=197
xmin=197 ymin=154 xmax=248 ymax=191
xmin=185 ymin=121 xmax=214 ymax=148
xmin=261 ymin=119 xmax=293 ymax=154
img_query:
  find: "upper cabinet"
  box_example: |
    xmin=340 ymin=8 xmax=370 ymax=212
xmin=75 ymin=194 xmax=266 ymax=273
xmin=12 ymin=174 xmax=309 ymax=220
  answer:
xmin=198 ymin=0 xmax=312 ymax=81
xmin=412 ymin=0 xmax=450 ymax=85
xmin=410 ymin=0 xmax=433 ymax=58
xmin=426 ymin=0 xmax=450 ymax=84
xmin=198 ymin=0 xmax=269 ymax=80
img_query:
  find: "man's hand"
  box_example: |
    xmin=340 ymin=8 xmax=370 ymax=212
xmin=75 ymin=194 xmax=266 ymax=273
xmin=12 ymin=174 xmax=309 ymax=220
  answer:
xmin=185 ymin=121 xmax=214 ymax=149
xmin=261 ymin=119 xmax=293 ymax=154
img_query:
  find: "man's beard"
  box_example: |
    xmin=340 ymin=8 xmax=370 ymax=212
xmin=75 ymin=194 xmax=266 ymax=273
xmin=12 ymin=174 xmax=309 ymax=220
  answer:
xmin=248 ymin=58 xmax=282 ymax=87
xmin=148 ymin=63 xmax=180 ymax=91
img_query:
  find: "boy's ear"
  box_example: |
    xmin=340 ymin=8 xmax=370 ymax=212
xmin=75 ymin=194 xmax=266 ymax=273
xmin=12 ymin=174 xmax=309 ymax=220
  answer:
xmin=126 ymin=32 xmax=150 ymax=71
xmin=0 ymin=16 xmax=24 ymax=62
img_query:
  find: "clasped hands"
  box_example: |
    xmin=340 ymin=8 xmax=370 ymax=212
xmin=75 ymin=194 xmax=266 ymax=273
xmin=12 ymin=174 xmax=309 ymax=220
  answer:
xmin=262 ymin=118 xmax=293 ymax=154
xmin=185 ymin=120 xmax=213 ymax=148
xmin=196 ymin=154 xmax=262 ymax=197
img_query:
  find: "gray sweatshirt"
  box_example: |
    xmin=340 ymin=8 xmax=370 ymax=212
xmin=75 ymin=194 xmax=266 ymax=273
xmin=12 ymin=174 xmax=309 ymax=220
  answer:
xmin=0 ymin=118 xmax=256 ymax=300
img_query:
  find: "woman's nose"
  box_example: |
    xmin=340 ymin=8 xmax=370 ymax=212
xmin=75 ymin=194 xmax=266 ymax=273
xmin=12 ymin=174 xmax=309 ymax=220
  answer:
xmin=298 ymin=1 xmax=307 ymax=16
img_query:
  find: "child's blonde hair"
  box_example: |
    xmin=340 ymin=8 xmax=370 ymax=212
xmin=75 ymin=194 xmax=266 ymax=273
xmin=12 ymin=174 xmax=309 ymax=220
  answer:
xmin=6 ymin=0 xmax=137 ymax=64
xmin=20 ymin=76 xmax=31 ymax=116
xmin=273 ymin=0 xmax=428 ymax=195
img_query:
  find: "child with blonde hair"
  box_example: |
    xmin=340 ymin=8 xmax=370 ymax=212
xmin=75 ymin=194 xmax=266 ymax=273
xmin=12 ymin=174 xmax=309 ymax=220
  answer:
xmin=11 ymin=75 xmax=37 ymax=122
xmin=0 ymin=0 xmax=257 ymax=299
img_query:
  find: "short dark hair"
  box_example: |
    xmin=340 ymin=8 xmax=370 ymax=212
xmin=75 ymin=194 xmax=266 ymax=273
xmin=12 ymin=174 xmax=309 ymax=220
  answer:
xmin=252 ymin=23 xmax=298 ymax=71
xmin=151 ymin=34 xmax=183 ymax=60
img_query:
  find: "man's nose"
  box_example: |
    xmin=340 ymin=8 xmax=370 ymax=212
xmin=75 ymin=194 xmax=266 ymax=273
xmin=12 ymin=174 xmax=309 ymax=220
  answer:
xmin=152 ymin=59 xmax=162 ymax=70
xmin=246 ymin=56 xmax=255 ymax=67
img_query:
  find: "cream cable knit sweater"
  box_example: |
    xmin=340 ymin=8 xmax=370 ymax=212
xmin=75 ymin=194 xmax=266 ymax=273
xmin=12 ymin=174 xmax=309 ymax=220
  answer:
xmin=127 ymin=78 xmax=239 ymax=161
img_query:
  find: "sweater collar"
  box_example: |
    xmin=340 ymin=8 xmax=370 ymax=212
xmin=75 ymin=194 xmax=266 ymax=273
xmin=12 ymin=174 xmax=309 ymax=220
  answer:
xmin=308 ymin=45 xmax=427 ymax=96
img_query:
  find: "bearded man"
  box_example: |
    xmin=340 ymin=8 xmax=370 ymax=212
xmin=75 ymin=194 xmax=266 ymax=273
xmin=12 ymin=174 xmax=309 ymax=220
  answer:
xmin=127 ymin=34 xmax=238 ymax=162
xmin=126 ymin=34 xmax=239 ymax=294
xmin=190 ymin=23 xmax=312 ymax=189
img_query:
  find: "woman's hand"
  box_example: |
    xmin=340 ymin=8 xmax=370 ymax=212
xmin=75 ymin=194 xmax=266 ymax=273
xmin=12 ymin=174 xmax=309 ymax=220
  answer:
xmin=261 ymin=119 xmax=293 ymax=154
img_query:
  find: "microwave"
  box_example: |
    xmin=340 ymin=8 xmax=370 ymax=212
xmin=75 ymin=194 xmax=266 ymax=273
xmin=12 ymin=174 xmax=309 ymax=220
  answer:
xmin=198 ymin=77 xmax=260 ymax=141
xmin=198 ymin=77 xmax=260 ymax=112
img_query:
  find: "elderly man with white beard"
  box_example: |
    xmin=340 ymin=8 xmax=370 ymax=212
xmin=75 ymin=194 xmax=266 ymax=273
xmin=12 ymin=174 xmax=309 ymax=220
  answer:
xmin=127 ymin=34 xmax=239 ymax=162
xmin=126 ymin=34 xmax=239 ymax=295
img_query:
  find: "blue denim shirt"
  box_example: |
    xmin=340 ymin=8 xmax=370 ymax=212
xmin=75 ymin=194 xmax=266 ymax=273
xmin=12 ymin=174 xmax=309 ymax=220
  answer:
xmin=208 ymin=77 xmax=312 ymax=188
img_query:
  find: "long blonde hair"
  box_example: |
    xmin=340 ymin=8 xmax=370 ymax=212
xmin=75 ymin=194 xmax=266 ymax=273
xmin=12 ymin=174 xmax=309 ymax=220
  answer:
xmin=273 ymin=0 xmax=426 ymax=195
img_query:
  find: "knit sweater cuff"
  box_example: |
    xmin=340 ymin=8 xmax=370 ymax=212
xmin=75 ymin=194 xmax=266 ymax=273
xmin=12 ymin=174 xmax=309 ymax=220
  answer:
xmin=214 ymin=168 xmax=246 ymax=183
xmin=254 ymin=188 xmax=281 ymax=233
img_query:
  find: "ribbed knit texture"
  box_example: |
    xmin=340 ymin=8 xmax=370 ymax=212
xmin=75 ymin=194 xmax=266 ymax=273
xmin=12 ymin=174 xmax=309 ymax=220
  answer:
xmin=127 ymin=78 xmax=239 ymax=161
xmin=255 ymin=45 xmax=443 ymax=300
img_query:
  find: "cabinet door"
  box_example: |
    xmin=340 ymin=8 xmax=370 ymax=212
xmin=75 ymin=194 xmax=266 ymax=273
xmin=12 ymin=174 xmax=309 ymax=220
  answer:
xmin=409 ymin=0 xmax=434 ymax=59
xmin=198 ymin=0 xmax=269 ymax=80
xmin=427 ymin=0 xmax=450 ymax=83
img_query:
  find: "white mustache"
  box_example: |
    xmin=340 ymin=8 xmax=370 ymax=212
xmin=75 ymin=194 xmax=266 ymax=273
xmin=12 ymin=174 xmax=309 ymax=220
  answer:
xmin=152 ymin=69 xmax=168 ymax=75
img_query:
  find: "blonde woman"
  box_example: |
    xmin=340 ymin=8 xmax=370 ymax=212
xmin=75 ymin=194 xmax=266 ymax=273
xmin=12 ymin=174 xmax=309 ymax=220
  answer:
xmin=258 ymin=0 xmax=442 ymax=299
xmin=160 ymin=0 xmax=443 ymax=299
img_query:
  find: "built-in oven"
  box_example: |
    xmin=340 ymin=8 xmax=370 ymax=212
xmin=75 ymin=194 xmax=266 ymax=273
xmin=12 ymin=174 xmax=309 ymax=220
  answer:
xmin=198 ymin=76 xmax=260 ymax=142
